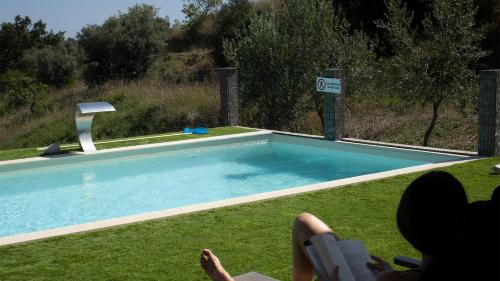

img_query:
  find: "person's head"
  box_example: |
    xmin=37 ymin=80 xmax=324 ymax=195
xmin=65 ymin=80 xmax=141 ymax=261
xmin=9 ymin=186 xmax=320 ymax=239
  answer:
xmin=492 ymin=185 xmax=500 ymax=201
xmin=420 ymin=200 xmax=499 ymax=281
xmin=397 ymin=171 xmax=468 ymax=255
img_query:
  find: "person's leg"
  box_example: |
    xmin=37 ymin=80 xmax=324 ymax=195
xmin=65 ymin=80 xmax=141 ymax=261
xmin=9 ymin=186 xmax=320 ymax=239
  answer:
xmin=200 ymin=249 xmax=234 ymax=281
xmin=292 ymin=213 xmax=339 ymax=281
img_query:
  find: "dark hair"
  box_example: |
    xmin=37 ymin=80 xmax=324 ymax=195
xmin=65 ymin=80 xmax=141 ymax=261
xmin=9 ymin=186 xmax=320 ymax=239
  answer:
xmin=492 ymin=185 xmax=500 ymax=201
xmin=397 ymin=171 xmax=468 ymax=255
xmin=419 ymin=200 xmax=499 ymax=281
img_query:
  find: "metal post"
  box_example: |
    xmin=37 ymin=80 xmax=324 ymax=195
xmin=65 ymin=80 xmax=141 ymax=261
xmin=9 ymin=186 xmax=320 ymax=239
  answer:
xmin=219 ymin=68 xmax=239 ymax=126
xmin=322 ymin=69 xmax=345 ymax=140
xmin=478 ymin=70 xmax=500 ymax=156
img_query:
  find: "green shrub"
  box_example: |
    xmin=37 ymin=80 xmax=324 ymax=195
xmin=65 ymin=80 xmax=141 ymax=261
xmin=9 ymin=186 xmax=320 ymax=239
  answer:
xmin=78 ymin=4 xmax=170 ymax=85
xmin=22 ymin=42 xmax=78 ymax=88
xmin=0 ymin=70 xmax=49 ymax=114
xmin=0 ymin=15 xmax=64 ymax=73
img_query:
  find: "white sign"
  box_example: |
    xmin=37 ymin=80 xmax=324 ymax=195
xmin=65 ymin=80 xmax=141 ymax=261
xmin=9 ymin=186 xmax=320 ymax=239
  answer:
xmin=316 ymin=77 xmax=341 ymax=94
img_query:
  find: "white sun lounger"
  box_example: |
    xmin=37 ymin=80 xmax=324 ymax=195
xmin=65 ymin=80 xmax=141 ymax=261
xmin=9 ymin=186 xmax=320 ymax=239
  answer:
xmin=234 ymin=272 xmax=280 ymax=281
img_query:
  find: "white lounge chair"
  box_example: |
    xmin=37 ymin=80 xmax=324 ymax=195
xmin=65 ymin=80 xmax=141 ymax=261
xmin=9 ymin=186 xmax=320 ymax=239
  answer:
xmin=234 ymin=272 xmax=280 ymax=281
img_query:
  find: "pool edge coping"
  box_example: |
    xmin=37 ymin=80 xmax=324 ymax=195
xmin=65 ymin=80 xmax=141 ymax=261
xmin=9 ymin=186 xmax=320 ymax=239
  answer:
xmin=0 ymin=157 xmax=476 ymax=247
xmin=265 ymin=129 xmax=477 ymax=156
xmin=0 ymin=130 xmax=270 ymax=167
xmin=0 ymin=128 xmax=476 ymax=167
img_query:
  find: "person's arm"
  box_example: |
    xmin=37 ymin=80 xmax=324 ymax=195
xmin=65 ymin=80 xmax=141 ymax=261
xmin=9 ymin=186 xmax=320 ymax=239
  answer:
xmin=316 ymin=266 xmax=340 ymax=281
xmin=367 ymin=255 xmax=392 ymax=272
xmin=366 ymin=256 xmax=405 ymax=281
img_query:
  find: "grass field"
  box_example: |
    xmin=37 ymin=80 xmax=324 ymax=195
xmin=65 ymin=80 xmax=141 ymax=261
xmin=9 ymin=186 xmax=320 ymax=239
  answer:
xmin=0 ymin=156 xmax=497 ymax=280
xmin=0 ymin=127 xmax=255 ymax=161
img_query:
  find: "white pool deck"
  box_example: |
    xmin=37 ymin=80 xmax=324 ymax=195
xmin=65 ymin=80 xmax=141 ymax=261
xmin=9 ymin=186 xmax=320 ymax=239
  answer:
xmin=0 ymin=129 xmax=478 ymax=246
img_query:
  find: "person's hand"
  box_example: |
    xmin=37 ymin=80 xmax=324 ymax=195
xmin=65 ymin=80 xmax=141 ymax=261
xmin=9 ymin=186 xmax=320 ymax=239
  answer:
xmin=367 ymin=255 xmax=392 ymax=272
xmin=316 ymin=266 xmax=340 ymax=281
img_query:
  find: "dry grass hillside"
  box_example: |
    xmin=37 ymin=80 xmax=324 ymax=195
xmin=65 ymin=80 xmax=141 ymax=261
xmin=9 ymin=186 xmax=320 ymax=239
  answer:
xmin=0 ymin=48 xmax=221 ymax=149
xmin=0 ymin=80 xmax=219 ymax=149
xmin=298 ymin=97 xmax=478 ymax=151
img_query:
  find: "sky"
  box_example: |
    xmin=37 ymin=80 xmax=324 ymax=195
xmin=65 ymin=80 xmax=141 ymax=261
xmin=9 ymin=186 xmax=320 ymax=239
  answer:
xmin=0 ymin=0 xmax=186 ymax=38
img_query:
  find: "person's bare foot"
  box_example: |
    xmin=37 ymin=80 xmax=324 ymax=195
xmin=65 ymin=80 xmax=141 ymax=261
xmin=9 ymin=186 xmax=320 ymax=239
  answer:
xmin=200 ymin=249 xmax=234 ymax=281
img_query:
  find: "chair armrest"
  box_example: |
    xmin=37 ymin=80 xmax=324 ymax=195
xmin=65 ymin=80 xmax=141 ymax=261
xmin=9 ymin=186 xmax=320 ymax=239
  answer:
xmin=394 ymin=256 xmax=422 ymax=269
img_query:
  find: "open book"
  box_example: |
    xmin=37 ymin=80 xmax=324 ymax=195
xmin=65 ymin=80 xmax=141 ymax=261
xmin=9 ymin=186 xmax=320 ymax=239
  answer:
xmin=304 ymin=234 xmax=377 ymax=281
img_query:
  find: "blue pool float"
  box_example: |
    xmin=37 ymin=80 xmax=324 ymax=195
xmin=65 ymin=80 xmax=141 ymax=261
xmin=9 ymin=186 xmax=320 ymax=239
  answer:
xmin=183 ymin=127 xmax=208 ymax=134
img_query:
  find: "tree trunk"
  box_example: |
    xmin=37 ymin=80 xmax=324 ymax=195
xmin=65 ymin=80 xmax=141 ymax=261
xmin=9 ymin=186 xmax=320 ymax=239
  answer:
xmin=423 ymin=98 xmax=442 ymax=146
xmin=30 ymin=98 xmax=36 ymax=114
xmin=312 ymin=94 xmax=324 ymax=131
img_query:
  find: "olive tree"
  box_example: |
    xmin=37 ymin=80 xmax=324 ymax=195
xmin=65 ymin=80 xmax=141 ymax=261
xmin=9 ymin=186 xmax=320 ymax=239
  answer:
xmin=377 ymin=0 xmax=487 ymax=146
xmin=212 ymin=0 xmax=255 ymax=66
xmin=22 ymin=41 xmax=78 ymax=88
xmin=0 ymin=15 xmax=63 ymax=74
xmin=225 ymin=0 xmax=374 ymax=131
xmin=78 ymin=4 xmax=170 ymax=85
xmin=182 ymin=0 xmax=222 ymax=20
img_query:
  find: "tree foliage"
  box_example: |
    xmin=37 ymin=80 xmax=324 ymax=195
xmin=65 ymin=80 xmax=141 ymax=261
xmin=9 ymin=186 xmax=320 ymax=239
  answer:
xmin=78 ymin=4 xmax=170 ymax=85
xmin=175 ymin=0 xmax=261 ymax=65
xmin=212 ymin=0 xmax=255 ymax=66
xmin=22 ymin=41 xmax=78 ymax=88
xmin=0 ymin=15 xmax=78 ymax=115
xmin=182 ymin=0 xmax=223 ymax=21
xmin=0 ymin=16 xmax=64 ymax=73
xmin=0 ymin=70 xmax=48 ymax=113
xmin=226 ymin=14 xmax=300 ymax=130
xmin=377 ymin=0 xmax=487 ymax=146
xmin=225 ymin=0 xmax=374 ymax=131
xmin=476 ymin=0 xmax=500 ymax=68
xmin=178 ymin=0 xmax=225 ymax=51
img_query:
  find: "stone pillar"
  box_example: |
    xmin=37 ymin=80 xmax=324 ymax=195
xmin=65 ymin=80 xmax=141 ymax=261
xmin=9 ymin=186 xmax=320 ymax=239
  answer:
xmin=323 ymin=69 xmax=345 ymax=140
xmin=219 ymin=68 xmax=239 ymax=126
xmin=478 ymin=69 xmax=500 ymax=156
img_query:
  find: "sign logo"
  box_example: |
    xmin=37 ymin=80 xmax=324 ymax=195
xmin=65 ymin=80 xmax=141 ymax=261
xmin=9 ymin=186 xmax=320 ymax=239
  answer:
xmin=317 ymin=78 xmax=327 ymax=91
xmin=316 ymin=77 xmax=341 ymax=94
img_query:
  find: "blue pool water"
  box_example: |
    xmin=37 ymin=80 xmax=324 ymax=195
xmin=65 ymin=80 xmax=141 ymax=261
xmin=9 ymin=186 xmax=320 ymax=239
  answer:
xmin=0 ymin=133 xmax=463 ymax=237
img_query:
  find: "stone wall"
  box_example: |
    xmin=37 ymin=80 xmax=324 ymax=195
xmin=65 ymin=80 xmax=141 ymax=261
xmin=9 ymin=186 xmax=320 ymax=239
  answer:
xmin=219 ymin=68 xmax=239 ymax=126
xmin=478 ymin=70 xmax=500 ymax=156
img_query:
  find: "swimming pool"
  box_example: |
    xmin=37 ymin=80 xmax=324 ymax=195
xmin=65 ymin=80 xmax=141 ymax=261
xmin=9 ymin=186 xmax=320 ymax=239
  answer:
xmin=0 ymin=131 xmax=465 ymax=240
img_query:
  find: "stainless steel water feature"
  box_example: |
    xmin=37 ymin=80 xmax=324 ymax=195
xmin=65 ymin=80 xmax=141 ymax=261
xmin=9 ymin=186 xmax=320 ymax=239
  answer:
xmin=75 ymin=102 xmax=116 ymax=152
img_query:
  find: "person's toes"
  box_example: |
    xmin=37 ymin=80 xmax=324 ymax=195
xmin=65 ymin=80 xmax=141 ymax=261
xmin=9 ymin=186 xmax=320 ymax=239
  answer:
xmin=200 ymin=256 xmax=209 ymax=271
xmin=201 ymin=249 xmax=216 ymax=271
xmin=200 ymin=249 xmax=233 ymax=281
xmin=204 ymin=249 xmax=217 ymax=262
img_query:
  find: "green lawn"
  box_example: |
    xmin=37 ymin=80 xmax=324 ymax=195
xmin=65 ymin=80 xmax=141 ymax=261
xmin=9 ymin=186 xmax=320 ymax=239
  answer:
xmin=0 ymin=127 xmax=256 ymax=161
xmin=0 ymin=156 xmax=498 ymax=280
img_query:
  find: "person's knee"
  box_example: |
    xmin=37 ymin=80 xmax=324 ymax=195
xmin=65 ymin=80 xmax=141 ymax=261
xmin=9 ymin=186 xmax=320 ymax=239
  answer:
xmin=296 ymin=212 xmax=315 ymax=221
xmin=293 ymin=212 xmax=316 ymax=228
xmin=293 ymin=213 xmax=313 ymax=233
xmin=293 ymin=212 xmax=334 ymax=236
xmin=292 ymin=213 xmax=318 ymax=242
